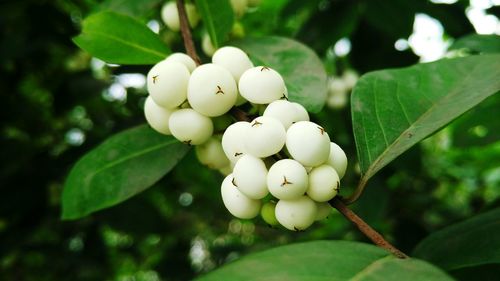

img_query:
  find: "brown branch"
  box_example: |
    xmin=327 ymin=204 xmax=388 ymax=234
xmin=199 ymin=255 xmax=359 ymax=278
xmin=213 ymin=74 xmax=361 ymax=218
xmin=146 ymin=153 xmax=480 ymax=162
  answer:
xmin=330 ymin=197 xmax=409 ymax=259
xmin=176 ymin=0 xmax=201 ymax=65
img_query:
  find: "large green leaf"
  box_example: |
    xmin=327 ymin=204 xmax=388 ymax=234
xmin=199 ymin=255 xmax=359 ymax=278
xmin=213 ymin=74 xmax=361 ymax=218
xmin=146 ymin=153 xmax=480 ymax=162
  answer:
xmin=234 ymin=36 xmax=327 ymax=113
xmin=62 ymin=125 xmax=189 ymax=220
xmin=450 ymin=34 xmax=500 ymax=54
xmin=73 ymin=11 xmax=170 ymax=64
xmin=413 ymin=208 xmax=500 ymax=270
xmin=351 ymin=55 xmax=500 ymax=194
xmin=197 ymin=241 xmax=453 ymax=281
xmin=195 ymin=0 xmax=234 ymax=48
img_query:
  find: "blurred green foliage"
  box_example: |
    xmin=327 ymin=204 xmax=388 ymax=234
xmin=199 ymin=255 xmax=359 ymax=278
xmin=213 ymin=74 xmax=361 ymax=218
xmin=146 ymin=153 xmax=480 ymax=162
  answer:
xmin=0 ymin=0 xmax=498 ymax=280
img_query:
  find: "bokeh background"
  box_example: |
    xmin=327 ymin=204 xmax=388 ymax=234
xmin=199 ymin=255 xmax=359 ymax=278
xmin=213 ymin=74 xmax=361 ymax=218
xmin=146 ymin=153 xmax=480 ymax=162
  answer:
xmin=1 ymin=0 xmax=499 ymax=280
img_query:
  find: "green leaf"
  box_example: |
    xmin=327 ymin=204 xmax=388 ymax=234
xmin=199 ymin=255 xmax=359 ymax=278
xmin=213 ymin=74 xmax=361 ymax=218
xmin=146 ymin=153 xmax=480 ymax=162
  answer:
xmin=73 ymin=11 xmax=170 ymax=65
xmin=352 ymin=55 xmax=500 ymax=189
xmin=97 ymin=0 xmax=162 ymax=20
xmin=62 ymin=125 xmax=189 ymax=220
xmin=196 ymin=241 xmax=454 ymax=281
xmin=450 ymin=34 xmax=500 ymax=54
xmin=195 ymin=0 xmax=234 ymax=48
xmin=413 ymin=208 xmax=500 ymax=271
xmin=234 ymin=36 xmax=327 ymax=113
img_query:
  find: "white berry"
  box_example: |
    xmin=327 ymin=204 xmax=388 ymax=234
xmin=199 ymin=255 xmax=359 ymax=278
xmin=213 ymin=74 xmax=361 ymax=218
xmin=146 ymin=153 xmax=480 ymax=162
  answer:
xmin=275 ymin=195 xmax=317 ymax=231
xmin=327 ymin=142 xmax=348 ymax=179
xmin=232 ymin=155 xmax=268 ymax=199
xmin=263 ymin=100 xmax=309 ymax=129
xmin=221 ymin=174 xmax=261 ymax=219
xmin=238 ymin=66 xmax=286 ymax=104
xmin=169 ymin=108 xmax=213 ymax=145
xmin=292 ymin=102 xmax=309 ymax=121
xmin=286 ymin=121 xmax=331 ymax=167
xmin=222 ymin=121 xmax=251 ymax=163
xmin=195 ymin=137 xmax=229 ymax=169
xmin=267 ymin=159 xmax=308 ymax=200
xmin=307 ymin=164 xmax=340 ymax=202
xmin=165 ymin=53 xmax=196 ymax=72
xmin=187 ymin=64 xmax=237 ymax=117
xmin=315 ymin=202 xmax=332 ymax=221
xmin=147 ymin=61 xmax=190 ymax=109
xmin=244 ymin=116 xmax=286 ymax=158
xmin=144 ymin=96 xmax=174 ymax=135
xmin=161 ymin=2 xmax=199 ymax=31
xmin=212 ymin=46 xmax=253 ymax=82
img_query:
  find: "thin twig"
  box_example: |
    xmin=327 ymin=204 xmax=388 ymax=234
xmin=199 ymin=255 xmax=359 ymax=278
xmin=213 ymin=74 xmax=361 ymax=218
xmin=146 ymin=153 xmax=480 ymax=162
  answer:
xmin=176 ymin=0 xmax=201 ymax=65
xmin=342 ymin=178 xmax=368 ymax=205
xmin=330 ymin=197 xmax=409 ymax=259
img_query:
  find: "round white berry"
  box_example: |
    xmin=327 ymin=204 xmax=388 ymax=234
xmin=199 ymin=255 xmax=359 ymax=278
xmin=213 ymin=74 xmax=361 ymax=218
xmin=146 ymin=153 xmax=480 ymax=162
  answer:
xmin=169 ymin=108 xmax=213 ymax=145
xmin=212 ymin=46 xmax=253 ymax=82
xmin=222 ymin=121 xmax=251 ymax=163
xmin=263 ymin=100 xmax=309 ymax=129
xmin=286 ymin=121 xmax=331 ymax=167
xmin=315 ymin=202 xmax=332 ymax=221
xmin=195 ymin=137 xmax=229 ymax=169
xmin=238 ymin=66 xmax=286 ymax=104
xmin=244 ymin=116 xmax=286 ymax=158
xmin=261 ymin=201 xmax=279 ymax=226
xmin=161 ymin=2 xmax=199 ymax=31
xmin=165 ymin=53 xmax=196 ymax=72
xmin=187 ymin=64 xmax=237 ymax=117
xmin=342 ymin=70 xmax=359 ymax=89
xmin=307 ymin=164 xmax=340 ymax=202
xmin=267 ymin=159 xmax=308 ymax=200
xmin=328 ymin=78 xmax=348 ymax=95
xmin=327 ymin=142 xmax=348 ymax=179
xmin=202 ymin=33 xmax=216 ymax=57
xmin=232 ymin=155 xmax=268 ymax=199
xmin=144 ymin=96 xmax=174 ymax=135
xmin=221 ymin=174 xmax=261 ymax=219
xmin=292 ymin=102 xmax=309 ymax=121
xmin=147 ymin=61 xmax=190 ymax=109
xmin=275 ymin=195 xmax=317 ymax=231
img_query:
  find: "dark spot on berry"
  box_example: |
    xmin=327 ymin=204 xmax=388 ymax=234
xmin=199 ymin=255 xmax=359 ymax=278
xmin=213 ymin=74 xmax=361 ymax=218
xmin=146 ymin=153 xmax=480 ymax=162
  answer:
xmin=215 ymin=85 xmax=224 ymax=95
xmin=152 ymin=75 xmax=159 ymax=84
xmin=260 ymin=66 xmax=270 ymax=71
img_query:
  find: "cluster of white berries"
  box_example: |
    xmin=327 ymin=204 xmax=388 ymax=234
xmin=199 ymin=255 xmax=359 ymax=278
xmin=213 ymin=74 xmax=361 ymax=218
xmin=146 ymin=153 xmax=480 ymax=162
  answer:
xmin=143 ymin=45 xmax=348 ymax=232
xmin=326 ymin=70 xmax=358 ymax=109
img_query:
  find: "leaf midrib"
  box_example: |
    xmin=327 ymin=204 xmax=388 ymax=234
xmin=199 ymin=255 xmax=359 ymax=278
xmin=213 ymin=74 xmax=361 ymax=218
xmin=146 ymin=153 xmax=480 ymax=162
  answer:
xmin=349 ymin=255 xmax=393 ymax=281
xmin=83 ymin=139 xmax=178 ymax=187
xmin=79 ymin=30 xmax=167 ymax=58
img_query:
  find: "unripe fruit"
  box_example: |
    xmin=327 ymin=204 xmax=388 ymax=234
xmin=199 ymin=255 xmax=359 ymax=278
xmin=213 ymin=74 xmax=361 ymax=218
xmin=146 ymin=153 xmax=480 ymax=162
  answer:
xmin=267 ymin=159 xmax=308 ymax=200
xmin=147 ymin=61 xmax=190 ymax=108
xmin=161 ymin=2 xmax=199 ymax=31
xmin=222 ymin=121 xmax=251 ymax=163
xmin=275 ymin=195 xmax=317 ymax=231
xmin=315 ymin=202 xmax=332 ymax=221
xmin=169 ymin=108 xmax=213 ymax=145
xmin=212 ymin=46 xmax=253 ymax=82
xmin=187 ymin=64 xmax=237 ymax=117
xmin=307 ymin=164 xmax=340 ymax=202
xmin=232 ymin=155 xmax=268 ymax=199
xmin=244 ymin=116 xmax=286 ymax=158
xmin=328 ymin=78 xmax=347 ymax=95
xmin=165 ymin=53 xmax=196 ymax=72
xmin=238 ymin=66 xmax=286 ymax=104
xmin=195 ymin=137 xmax=230 ymax=169
xmin=202 ymin=33 xmax=216 ymax=57
xmin=247 ymin=0 xmax=261 ymax=7
xmin=230 ymin=0 xmax=248 ymax=18
xmin=263 ymin=100 xmax=309 ymax=129
xmin=342 ymin=70 xmax=359 ymax=89
xmin=286 ymin=121 xmax=331 ymax=167
xmin=261 ymin=201 xmax=279 ymax=226
xmin=221 ymin=174 xmax=261 ymax=219
xmin=219 ymin=164 xmax=232 ymax=176
xmin=144 ymin=96 xmax=174 ymax=135
xmin=327 ymin=142 xmax=348 ymax=179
